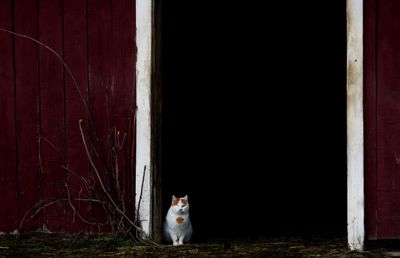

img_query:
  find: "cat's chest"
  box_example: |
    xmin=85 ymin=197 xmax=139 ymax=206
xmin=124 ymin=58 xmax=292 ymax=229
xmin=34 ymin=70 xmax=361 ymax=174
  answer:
xmin=166 ymin=213 xmax=190 ymax=227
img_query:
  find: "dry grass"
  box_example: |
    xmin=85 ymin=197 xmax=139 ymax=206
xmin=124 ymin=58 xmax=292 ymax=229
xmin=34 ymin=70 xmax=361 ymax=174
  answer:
xmin=0 ymin=233 xmax=393 ymax=257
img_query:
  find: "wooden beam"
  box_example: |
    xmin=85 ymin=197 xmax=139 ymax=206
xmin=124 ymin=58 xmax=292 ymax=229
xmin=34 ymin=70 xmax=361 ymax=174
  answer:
xmin=151 ymin=0 xmax=163 ymax=242
xmin=136 ymin=0 xmax=153 ymax=236
xmin=347 ymin=0 xmax=364 ymax=251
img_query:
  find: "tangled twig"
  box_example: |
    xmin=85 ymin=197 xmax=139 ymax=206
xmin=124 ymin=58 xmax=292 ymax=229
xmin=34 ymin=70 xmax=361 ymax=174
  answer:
xmin=0 ymin=28 xmax=155 ymax=245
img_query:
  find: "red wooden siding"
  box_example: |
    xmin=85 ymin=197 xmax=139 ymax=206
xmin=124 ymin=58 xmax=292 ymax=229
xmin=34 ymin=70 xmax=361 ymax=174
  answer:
xmin=63 ymin=0 xmax=91 ymax=233
xmin=0 ymin=0 xmax=18 ymax=232
xmin=110 ymin=0 xmax=136 ymax=220
xmin=365 ymin=0 xmax=400 ymax=239
xmin=364 ymin=0 xmax=378 ymax=240
xmin=14 ymin=0 xmax=42 ymax=231
xmin=0 ymin=0 xmax=136 ymax=233
xmin=39 ymin=0 xmax=66 ymax=232
xmin=88 ymin=0 xmax=113 ymax=229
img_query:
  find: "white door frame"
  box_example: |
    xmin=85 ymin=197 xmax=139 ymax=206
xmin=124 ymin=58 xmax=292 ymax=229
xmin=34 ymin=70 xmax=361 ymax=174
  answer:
xmin=135 ymin=0 xmax=367 ymax=248
xmin=135 ymin=0 xmax=153 ymax=236
xmin=347 ymin=0 xmax=364 ymax=251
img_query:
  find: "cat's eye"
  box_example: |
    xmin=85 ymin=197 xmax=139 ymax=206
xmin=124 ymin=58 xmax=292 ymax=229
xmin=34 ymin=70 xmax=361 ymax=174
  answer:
xmin=182 ymin=205 xmax=186 ymax=208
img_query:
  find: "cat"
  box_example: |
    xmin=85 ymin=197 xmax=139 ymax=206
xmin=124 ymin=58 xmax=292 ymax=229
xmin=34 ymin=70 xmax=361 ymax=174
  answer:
xmin=164 ymin=195 xmax=193 ymax=245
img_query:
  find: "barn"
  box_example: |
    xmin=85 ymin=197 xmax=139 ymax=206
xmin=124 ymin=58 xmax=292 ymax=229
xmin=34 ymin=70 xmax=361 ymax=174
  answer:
xmin=0 ymin=0 xmax=139 ymax=234
xmin=348 ymin=0 xmax=400 ymax=250
xmin=0 ymin=0 xmax=395 ymax=252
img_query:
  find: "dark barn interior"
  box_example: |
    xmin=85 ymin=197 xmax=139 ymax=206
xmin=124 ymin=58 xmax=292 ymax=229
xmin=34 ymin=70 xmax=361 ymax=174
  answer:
xmin=161 ymin=1 xmax=347 ymax=241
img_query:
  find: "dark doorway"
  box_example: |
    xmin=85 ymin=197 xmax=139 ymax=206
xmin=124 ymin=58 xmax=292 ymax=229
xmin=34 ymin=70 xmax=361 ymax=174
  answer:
xmin=161 ymin=1 xmax=347 ymax=241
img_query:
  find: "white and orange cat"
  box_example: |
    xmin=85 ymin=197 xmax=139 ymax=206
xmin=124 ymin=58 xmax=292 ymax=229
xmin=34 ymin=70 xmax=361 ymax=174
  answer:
xmin=164 ymin=195 xmax=193 ymax=245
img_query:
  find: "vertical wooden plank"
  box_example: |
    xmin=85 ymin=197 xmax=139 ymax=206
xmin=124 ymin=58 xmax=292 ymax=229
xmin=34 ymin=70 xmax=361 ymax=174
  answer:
xmin=136 ymin=0 xmax=153 ymax=236
xmin=376 ymin=0 xmax=400 ymax=239
xmin=88 ymin=0 xmax=111 ymax=140
xmin=364 ymin=0 xmax=378 ymax=240
xmin=14 ymin=0 xmax=42 ymax=231
xmin=38 ymin=0 xmax=65 ymax=232
xmin=0 ymin=0 xmax=137 ymax=233
xmin=63 ymin=0 xmax=92 ymax=232
xmin=111 ymin=0 xmax=136 ymax=224
xmin=87 ymin=0 xmax=113 ymax=231
xmin=347 ymin=0 xmax=364 ymax=250
xmin=0 ymin=0 xmax=18 ymax=232
xmin=151 ymin=0 xmax=162 ymax=241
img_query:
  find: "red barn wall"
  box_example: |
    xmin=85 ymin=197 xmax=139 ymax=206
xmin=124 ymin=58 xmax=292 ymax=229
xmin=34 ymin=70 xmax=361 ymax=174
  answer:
xmin=0 ymin=0 xmax=136 ymax=233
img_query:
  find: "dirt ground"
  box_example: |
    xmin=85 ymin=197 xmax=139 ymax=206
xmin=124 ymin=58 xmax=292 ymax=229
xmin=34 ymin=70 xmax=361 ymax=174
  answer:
xmin=0 ymin=233 xmax=399 ymax=257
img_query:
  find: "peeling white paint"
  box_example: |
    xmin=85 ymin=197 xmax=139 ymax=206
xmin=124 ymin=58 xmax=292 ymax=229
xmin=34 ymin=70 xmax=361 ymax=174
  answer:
xmin=347 ymin=0 xmax=364 ymax=251
xmin=135 ymin=0 xmax=152 ymax=236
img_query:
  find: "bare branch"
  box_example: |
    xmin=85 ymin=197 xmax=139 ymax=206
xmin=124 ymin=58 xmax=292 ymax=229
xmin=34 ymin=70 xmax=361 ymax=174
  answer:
xmin=0 ymin=28 xmax=93 ymax=124
xmin=19 ymin=198 xmax=103 ymax=231
xmin=1 ymin=28 xmax=155 ymax=244
xmin=40 ymin=135 xmax=64 ymax=159
xmin=61 ymin=165 xmax=91 ymax=191
xmin=65 ymin=183 xmax=102 ymax=225
xmin=136 ymin=165 xmax=147 ymax=224
xmin=38 ymin=136 xmax=44 ymax=175
xmin=79 ymin=120 xmax=146 ymax=235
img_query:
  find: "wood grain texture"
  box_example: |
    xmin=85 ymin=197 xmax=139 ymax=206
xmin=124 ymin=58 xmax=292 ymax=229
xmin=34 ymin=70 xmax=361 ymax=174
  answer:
xmin=63 ymin=0 xmax=92 ymax=232
xmin=376 ymin=0 xmax=400 ymax=239
xmin=0 ymin=0 xmax=18 ymax=232
xmin=14 ymin=0 xmax=42 ymax=231
xmin=111 ymin=0 xmax=136 ymax=223
xmin=0 ymin=0 xmax=137 ymax=233
xmin=151 ymin=0 xmax=162 ymax=242
xmin=364 ymin=0 xmax=378 ymax=240
xmin=347 ymin=0 xmax=364 ymax=250
xmin=366 ymin=0 xmax=400 ymax=239
xmin=87 ymin=0 xmax=113 ymax=231
xmin=38 ymin=0 xmax=66 ymax=232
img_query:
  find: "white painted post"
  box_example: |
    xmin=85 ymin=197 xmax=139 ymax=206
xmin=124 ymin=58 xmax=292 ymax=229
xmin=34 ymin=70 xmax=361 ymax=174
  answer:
xmin=347 ymin=0 xmax=364 ymax=251
xmin=136 ymin=0 xmax=153 ymax=236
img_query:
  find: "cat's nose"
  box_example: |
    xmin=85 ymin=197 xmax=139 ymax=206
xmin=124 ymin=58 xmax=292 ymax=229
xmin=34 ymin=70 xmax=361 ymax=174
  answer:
xmin=179 ymin=209 xmax=183 ymax=212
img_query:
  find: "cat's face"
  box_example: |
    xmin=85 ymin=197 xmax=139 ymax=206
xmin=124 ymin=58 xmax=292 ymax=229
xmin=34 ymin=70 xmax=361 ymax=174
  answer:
xmin=171 ymin=195 xmax=189 ymax=214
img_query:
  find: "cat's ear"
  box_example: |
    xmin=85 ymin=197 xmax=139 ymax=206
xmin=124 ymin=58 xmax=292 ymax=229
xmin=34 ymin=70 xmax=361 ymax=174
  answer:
xmin=172 ymin=195 xmax=176 ymax=200
xmin=183 ymin=195 xmax=188 ymax=200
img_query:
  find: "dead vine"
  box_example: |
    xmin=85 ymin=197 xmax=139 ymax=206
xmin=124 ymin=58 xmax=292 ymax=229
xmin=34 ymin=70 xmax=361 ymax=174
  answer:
xmin=0 ymin=28 xmax=156 ymax=245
